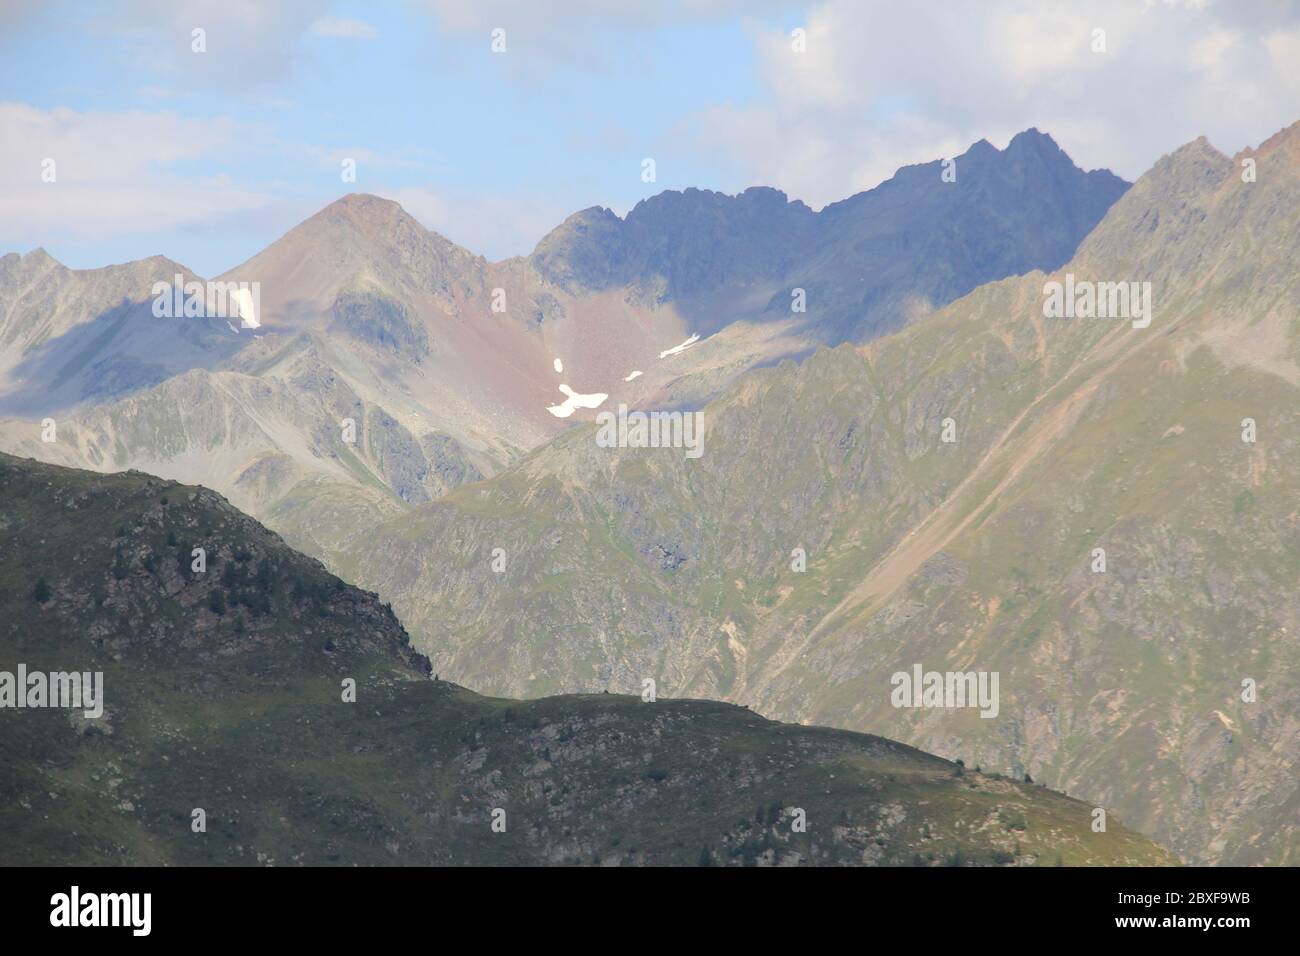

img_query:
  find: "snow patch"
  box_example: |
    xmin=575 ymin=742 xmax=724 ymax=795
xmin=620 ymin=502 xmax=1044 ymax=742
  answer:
xmin=546 ymin=383 xmax=608 ymax=418
xmin=232 ymin=286 xmax=260 ymax=329
xmin=553 ymin=358 xmax=563 ymax=373
xmin=659 ymin=334 xmax=700 ymax=358
xmin=623 ymin=370 xmax=643 ymax=382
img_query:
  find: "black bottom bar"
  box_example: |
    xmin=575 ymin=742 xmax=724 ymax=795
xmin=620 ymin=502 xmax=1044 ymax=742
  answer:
xmin=1 ymin=865 xmax=1283 ymax=942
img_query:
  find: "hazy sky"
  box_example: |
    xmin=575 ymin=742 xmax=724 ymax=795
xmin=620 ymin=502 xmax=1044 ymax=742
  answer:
xmin=2 ymin=0 xmax=1297 ymax=275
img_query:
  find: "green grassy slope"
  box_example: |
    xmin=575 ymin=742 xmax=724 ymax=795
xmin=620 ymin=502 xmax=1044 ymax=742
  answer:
xmin=0 ymin=453 xmax=1172 ymax=865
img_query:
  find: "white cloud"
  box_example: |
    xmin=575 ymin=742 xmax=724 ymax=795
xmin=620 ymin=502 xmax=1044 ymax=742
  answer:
xmin=81 ymin=0 xmax=325 ymax=90
xmin=309 ymin=15 xmax=378 ymax=39
xmin=0 ymin=103 xmax=271 ymax=247
xmin=416 ymin=0 xmax=786 ymax=71
xmin=421 ymin=0 xmax=727 ymax=31
xmin=683 ymin=0 xmax=1300 ymax=208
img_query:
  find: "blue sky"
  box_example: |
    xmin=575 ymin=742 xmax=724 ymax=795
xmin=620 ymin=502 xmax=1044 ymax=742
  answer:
xmin=2 ymin=1 xmax=1297 ymax=275
xmin=0 ymin=2 xmax=799 ymax=273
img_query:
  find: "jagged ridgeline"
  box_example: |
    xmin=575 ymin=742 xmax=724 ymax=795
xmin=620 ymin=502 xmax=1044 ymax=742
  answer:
xmin=0 ymin=454 xmax=1172 ymax=865
xmin=0 ymin=130 xmax=1125 ymax=565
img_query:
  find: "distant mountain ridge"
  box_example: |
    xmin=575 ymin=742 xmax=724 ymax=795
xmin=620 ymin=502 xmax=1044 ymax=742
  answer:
xmin=0 ymin=250 xmax=238 ymax=415
xmin=532 ymin=128 xmax=1128 ymax=340
xmin=0 ymin=129 xmax=1127 ymax=561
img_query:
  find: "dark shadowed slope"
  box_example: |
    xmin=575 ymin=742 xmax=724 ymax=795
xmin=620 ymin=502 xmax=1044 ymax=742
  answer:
xmin=531 ymin=129 xmax=1128 ymax=341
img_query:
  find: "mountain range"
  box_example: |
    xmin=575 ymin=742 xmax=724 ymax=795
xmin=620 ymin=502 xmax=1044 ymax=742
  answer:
xmin=0 ymin=130 xmax=1123 ymax=556
xmin=2 ymin=122 xmax=1296 ymax=865
xmin=328 ymin=123 xmax=1300 ymax=865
